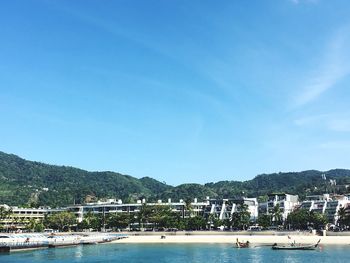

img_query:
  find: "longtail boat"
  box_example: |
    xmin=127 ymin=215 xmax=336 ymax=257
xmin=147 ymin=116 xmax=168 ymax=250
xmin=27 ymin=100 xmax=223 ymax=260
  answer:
xmin=235 ymin=238 xmax=250 ymax=248
xmin=271 ymin=239 xmax=321 ymax=250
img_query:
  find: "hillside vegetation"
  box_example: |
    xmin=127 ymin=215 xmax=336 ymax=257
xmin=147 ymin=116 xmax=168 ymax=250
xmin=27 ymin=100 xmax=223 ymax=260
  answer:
xmin=1 ymin=151 xmax=350 ymax=207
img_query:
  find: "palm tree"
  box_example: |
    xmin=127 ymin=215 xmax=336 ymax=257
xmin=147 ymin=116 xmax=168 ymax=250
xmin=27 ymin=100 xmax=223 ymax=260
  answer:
xmin=207 ymin=213 xmax=216 ymax=230
xmin=337 ymin=207 xmax=346 ymax=229
xmin=184 ymin=199 xmax=193 ymax=218
xmin=272 ymin=204 xmax=283 ymax=226
xmin=237 ymin=204 xmax=251 ymax=230
xmin=137 ymin=203 xmax=152 ymax=230
xmin=149 ymin=205 xmax=173 ymax=230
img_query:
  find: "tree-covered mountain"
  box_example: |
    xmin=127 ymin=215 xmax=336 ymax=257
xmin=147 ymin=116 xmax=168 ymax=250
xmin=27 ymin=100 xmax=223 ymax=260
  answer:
xmin=207 ymin=170 xmax=350 ymax=200
xmin=159 ymin=183 xmax=218 ymax=202
xmin=0 ymin=151 xmax=154 ymax=207
xmin=1 ymin=151 xmax=350 ymax=207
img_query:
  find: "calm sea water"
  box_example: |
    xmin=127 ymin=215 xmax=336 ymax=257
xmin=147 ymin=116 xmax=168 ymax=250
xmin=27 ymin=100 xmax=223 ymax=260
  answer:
xmin=0 ymin=243 xmax=349 ymax=263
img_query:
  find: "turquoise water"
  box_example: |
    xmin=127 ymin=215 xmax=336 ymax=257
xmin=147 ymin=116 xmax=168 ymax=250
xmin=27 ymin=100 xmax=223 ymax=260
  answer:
xmin=0 ymin=244 xmax=349 ymax=263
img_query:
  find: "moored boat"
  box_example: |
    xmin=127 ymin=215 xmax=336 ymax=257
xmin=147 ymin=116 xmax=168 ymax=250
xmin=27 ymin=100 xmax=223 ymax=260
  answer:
xmin=235 ymin=238 xmax=250 ymax=248
xmin=271 ymin=239 xmax=321 ymax=250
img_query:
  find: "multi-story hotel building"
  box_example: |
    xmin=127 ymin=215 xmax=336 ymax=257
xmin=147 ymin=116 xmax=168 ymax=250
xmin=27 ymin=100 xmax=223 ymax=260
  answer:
xmin=260 ymin=193 xmax=299 ymax=222
xmin=66 ymin=198 xmax=209 ymax=223
xmin=202 ymin=198 xmax=258 ymax=221
xmin=299 ymin=194 xmax=350 ymax=224
xmin=0 ymin=204 xmax=64 ymax=230
xmin=1 ymin=196 xmax=259 ymax=229
xmin=66 ymin=197 xmax=258 ymax=223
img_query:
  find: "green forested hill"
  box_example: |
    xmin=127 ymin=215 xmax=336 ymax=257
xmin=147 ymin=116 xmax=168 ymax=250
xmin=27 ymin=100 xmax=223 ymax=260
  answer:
xmin=1 ymin=151 xmax=350 ymax=207
xmin=0 ymin=151 xmax=154 ymax=207
xmin=207 ymin=170 xmax=350 ymax=200
xmin=159 ymin=183 xmax=218 ymax=202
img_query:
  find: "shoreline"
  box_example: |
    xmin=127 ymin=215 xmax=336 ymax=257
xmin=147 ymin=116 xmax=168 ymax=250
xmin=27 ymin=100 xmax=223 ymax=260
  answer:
xmin=112 ymin=234 xmax=350 ymax=245
xmin=2 ymin=231 xmax=348 ymax=248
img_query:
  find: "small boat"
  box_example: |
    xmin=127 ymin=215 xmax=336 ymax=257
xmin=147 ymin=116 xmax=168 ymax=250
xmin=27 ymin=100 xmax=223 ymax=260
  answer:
xmin=272 ymin=239 xmax=321 ymax=250
xmin=235 ymin=238 xmax=250 ymax=248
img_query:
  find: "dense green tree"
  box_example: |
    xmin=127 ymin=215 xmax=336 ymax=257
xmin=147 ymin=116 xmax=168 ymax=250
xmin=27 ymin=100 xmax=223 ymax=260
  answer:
xmin=34 ymin=222 xmax=45 ymax=232
xmin=308 ymin=211 xmax=327 ymax=230
xmin=136 ymin=203 xmax=153 ymax=230
xmin=167 ymin=210 xmax=185 ymax=230
xmin=186 ymin=216 xmax=206 ymax=230
xmin=106 ymin=213 xmax=130 ymax=230
xmin=337 ymin=207 xmax=347 ymax=228
xmin=0 ymin=206 xmax=12 ymax=220
xmin=45 ymin=211 xmax=76 ymax=231
xmin=0 ymin=206 xmax=12 ymax=231
xmin=257 ymin=214 xmax=272 ymax=228
xmin=207 ymin=213 xmax=223 ymax=230
xmin=26 ymin=218 xmax=36 ymax=232
xmin=212 ymin=218 xmax=224 ymax=229
xmin=149 ymin=205 xmax=174 ymax=229
xmin=231 ymin=204 xmax=251 ymax=230
xmin=77 ymin=212 xmax=103 ymax=231
xmin=90 ymin=215 xmax=103 ymax=230
xmin=286 ymin=209 xmax=327 ymax=230
xmin=286 ymin=209 xmax=309 ymax=230
xmin=222 ymin=218 xmax=233 ymax=230
xmin=77 ymin=219 xmax=89 ymax=230
xmin=26 ymin=219 xmax=44 ymax=232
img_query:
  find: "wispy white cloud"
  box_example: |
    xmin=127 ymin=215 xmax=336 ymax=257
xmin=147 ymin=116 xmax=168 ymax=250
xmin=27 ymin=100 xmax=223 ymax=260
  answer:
xmin=294 ymin=114 xmax=329 ymax=126
xmin=289 ymin=0 xmax=319 ymax=5
xmin=294 ymin=113 xmax=350 ymax=132
xmin=293 ymin=27 xmax=350 ymax=107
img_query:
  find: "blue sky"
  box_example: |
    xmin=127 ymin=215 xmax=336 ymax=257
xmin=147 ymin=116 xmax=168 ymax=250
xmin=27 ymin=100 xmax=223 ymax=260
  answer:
xmin=1 ymin=0 xmax=350 ymax=185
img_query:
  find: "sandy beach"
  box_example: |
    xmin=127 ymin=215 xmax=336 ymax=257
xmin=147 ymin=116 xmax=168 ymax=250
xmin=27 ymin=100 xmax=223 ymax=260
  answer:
xmin=112 ymin=234 xmax=350 ymax=245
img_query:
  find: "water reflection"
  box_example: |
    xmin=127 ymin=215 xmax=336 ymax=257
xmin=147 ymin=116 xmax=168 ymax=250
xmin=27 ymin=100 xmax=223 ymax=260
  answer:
xmin=1 ymin=244 xmax=349 ymax=263
xmin=75 ymin=245 xmax=83 ymax=259
xmin=249 ymin=247 xmax=263 ymax=263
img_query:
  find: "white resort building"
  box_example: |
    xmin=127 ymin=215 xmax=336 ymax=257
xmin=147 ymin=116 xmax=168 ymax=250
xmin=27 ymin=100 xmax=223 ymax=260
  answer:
xmin=66 ymin=198 xmax=209 ymax=223
xmin=66 ymin=197 xmax=258 ymax=223
xmin=1 ymin=196 xmax=259 ymax=229
xmin=202 ymin=198 xmax=258 ymax=221
xmin=2 ymin=193 xmax=350 ymax=230
xmin=0 ymin=205 xmax=64 ymax=230
xmin=260 ymin=193 xmax=299 ymax=221
xmin=299 ymin=194 xmax=350 ymax=224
